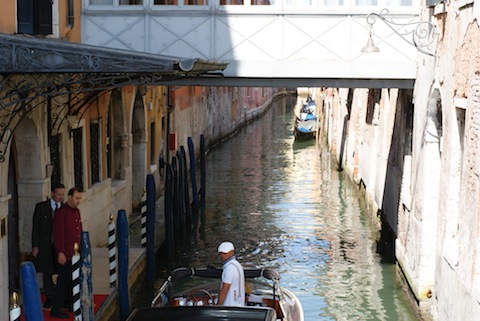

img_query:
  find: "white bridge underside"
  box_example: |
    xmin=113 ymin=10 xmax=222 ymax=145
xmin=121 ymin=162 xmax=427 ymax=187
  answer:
xmin=82 ymin=5 xmax=422 ymax=88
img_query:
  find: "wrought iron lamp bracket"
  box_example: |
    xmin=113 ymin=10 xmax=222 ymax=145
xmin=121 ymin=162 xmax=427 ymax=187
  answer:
xmin=366 ymin=8 xmax=438 ymax=57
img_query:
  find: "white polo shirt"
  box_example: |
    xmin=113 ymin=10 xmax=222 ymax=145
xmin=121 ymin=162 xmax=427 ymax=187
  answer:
xmin=221 ymin=256 xmax=245 ymax=306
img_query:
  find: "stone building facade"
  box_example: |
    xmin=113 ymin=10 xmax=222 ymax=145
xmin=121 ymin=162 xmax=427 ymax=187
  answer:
xmin=320 ymin=1 xmax=480 ymax=320
xmin=0 ymin=3 xmax=277 ymax=321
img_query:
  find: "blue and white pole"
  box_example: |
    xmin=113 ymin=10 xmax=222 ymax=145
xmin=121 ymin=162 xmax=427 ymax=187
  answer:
xmin=141 ymin=188 xmax=147 ymax=248
xmin=72 ymin=242 xmax=82 ymax=321
xmin=108 ymin=214 xmax=117 ymax=288
xmin=20 ymin=261 xmax=43 ymax=321
xmin=9 ymin=292 xmax=20 ymax=321
xmin=117 ymin=209 xmax=131 ymax=321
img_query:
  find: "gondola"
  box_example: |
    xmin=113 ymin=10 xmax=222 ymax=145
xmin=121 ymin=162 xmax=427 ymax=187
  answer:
xmin=294 ymin=118 xmax=318 ymax=140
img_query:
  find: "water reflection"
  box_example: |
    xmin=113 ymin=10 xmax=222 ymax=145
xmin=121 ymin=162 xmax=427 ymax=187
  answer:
xmin=155 ymin=96 xmax=417 ymax=321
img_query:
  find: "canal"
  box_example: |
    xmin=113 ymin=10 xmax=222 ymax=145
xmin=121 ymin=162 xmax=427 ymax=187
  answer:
xmin=153 ymin=94 xmax=419 ymax=321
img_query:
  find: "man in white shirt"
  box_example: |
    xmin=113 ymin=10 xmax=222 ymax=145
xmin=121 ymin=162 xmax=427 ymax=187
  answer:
xmin=217 ymin=241 xmax=245 ymax=306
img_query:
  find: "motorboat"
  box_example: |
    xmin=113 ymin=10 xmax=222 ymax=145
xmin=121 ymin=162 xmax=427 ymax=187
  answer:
xmin=126 ymin=266 xmax=304 ymax=321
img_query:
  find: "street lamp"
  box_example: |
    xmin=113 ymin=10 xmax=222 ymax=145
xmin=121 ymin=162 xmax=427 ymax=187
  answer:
xmin=362 ymin=8 xmax=437 ymax=57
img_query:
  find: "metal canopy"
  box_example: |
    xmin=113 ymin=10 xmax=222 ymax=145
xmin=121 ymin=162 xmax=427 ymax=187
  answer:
xmin=0 ymin=33 xmax=229 ymax=162
xmin=0 ymin=33 xmax=228 ymax=74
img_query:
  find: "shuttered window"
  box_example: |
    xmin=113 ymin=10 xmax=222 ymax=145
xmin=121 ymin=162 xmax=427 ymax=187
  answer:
xmin=17 ymin=0 xmax=52 ymax=35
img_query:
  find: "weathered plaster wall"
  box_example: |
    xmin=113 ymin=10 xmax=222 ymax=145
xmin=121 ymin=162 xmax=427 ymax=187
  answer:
xmin=0 ymin=0 xmax=16 ymax=33
xmin=409 ymin=2 xmax=480 ymax=320
xmin=171 ymin=87 xmax=276 ymax=157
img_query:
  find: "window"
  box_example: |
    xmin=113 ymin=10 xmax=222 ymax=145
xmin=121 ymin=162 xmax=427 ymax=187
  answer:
xmin=17 ymin=0 xmax=52 ymax=35
xmin=50 ymin=134 xmax=62 ymax=186
xmin=90 ymin=121 xmax=101 ymax=185
xmin=185 ymin=0 xmax=208 ymax=4
xmin=154 ymin=0 xmax=208 ymax=4
xmin=251 ymin=0 xmax=274 ymax=4
xmin=68 ymin=0 xmax=74 ymax=27
xmin=365 ymin=89 xmax=380 ymax=125
xmin=220 ymin=0 xmax=244 ymax=4
xmin=356 ymin=0 xmax=378 ymax=4
xmin=107 ymin=110 xmax=112 ymax=178
xmin=154 ymin=0 xmax=177 ymax=4
xmin=90 ymin=0 xmax=113 ymax=4
xmin=120 ymin=0 xmax=143 ymax=4
xmin=285 ymin=0 xmax=326 ymax=5
xmin=150 ymin=122 xmax=156 ymax=164
xmin=72 ymin=128 xmax=84 ymax=192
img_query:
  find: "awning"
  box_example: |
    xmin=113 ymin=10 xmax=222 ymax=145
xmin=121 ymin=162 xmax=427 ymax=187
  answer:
xmin=0 ymin=33 xmax=228 ymax=75
xmin=0 ymin=33 xmax=229 ymax=162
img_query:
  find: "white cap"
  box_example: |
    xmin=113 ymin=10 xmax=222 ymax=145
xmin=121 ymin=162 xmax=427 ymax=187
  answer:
xmin=218 ymin=241 xmax=234 ymax=253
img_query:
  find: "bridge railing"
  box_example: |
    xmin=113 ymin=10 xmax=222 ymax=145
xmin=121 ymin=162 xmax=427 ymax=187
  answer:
xmin=83 ymin=0 xmax=420 ymax=14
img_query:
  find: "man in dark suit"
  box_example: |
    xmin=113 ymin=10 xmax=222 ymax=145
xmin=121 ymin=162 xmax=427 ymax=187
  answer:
xmin=31 ymin=182 xmax=65 ymax=310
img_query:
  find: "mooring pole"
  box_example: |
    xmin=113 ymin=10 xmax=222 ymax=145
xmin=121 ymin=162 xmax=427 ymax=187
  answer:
xmin=9 ymin=292 xmax=21 ymax=321
xmin=164 ymin=163 xmax=174 ymax=255
xmin=172 ymin=156 xmax=180 ymax=241
xmin=117 ymin=209 xmax=131 ymax=321
xmin=20 ymin=261 xmax=43 ymax=321
xmin=72 ymin=243 xmax=82 ymax=321
xmin=199 ymin=134 xmax=206 ymax=239
xmin=146 ymin=174 xmax=156 ymax=291
xmin=108 ymin=214 xmax=117 ymax=288
xmin=140 ymin=188 xmax=147 ymax=248
xmin=180 ymin=146 xmax=191 ymax=231
xmin=187 ymin=137 xmax=199 ymax=235
xmin=176 ymin=149 xmax=185 ymax=229
xmin=80 ymin=232 xmax=93 ymax=321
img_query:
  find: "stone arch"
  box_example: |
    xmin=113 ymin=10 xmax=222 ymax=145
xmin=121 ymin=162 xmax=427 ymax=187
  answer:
xmin=131 ymin=92 xmax=147 ymax=207
xmin=9 ymin=118 xmax=45 ymax=291
xmin=107 ymin=89 xmax=126 ymax=180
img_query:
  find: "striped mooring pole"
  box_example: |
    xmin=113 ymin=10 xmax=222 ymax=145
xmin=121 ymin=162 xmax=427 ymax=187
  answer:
xmin=72 ymin=242 xmax=82 ymax=321
xmin=108 ymin=214 xmax=117 ymax=288
xmin=141 ymin=188 xmax=147 ymax=248
xmin=9 ymin=292 xmax=20 ymax=321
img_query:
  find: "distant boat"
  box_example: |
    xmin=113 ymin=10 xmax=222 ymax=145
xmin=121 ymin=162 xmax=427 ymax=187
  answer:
xmin=294 ymin=118 xmax=318 ymax=140
xmin=297 ymin=97 xmax=316 ymax=121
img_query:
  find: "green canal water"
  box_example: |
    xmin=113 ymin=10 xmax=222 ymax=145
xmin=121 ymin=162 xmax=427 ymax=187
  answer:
xmin=152 ymin=95 xmax=419 ymax=321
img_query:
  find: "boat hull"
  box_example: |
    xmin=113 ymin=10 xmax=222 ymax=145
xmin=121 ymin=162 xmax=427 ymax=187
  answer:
xmin=149 ymin=267 xmax=304 ymax=321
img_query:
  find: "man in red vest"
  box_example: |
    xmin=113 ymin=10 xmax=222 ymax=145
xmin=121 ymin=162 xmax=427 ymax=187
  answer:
xmin=50 ymin=187 xmax=83 ymax=318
